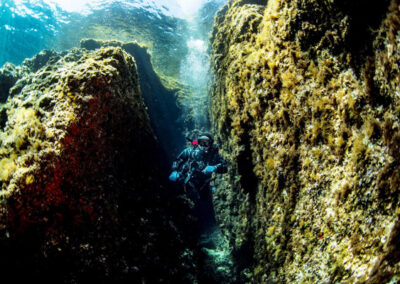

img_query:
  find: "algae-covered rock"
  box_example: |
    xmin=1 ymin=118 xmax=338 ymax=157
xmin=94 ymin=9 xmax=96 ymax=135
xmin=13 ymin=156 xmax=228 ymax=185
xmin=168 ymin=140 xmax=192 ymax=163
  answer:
xmin=21 ymin=49 xmax=61 ymax=73
xmin=80 ymin=39 xmax=186 ymax=161
xmin=0 ymin=63 xmax=22 ymax=103
xmin=0 ymin=46 xmax=197 ymax=282
xmin=0 ymin=50 xmax=64 ymax=103
xmin=210 ymin=0 xmax=400 ymax=282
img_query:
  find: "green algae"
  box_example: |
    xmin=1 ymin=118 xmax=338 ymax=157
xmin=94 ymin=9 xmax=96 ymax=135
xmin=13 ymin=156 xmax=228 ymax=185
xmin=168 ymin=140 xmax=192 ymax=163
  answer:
xmin=209 ymin=0 xmax=400 ymax=282
xmin=79 ymin=39 xmax=189 ymax=160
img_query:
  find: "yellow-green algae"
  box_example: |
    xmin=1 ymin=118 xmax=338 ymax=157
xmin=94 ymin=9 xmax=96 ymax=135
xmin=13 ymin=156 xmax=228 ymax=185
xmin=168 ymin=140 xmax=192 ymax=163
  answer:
xmin=0 ymin=46 xmax=200 ymax=282
xmin=79 ymin=39 xmax=190 ymax=159
xmin=1 ymin=46 xmax=142 ymax=196
xmin=79 ymin=39 xmax=189 ymax=99
xmin=210 ymin=0 xmax=400 ymax=282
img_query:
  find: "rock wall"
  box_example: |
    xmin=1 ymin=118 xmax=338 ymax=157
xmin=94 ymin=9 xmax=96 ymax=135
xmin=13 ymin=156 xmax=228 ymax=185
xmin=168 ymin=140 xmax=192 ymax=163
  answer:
xmin=0 ymin=63 xmax=22 ymax=103
xmin=0 ymin=49 xmax=66 ymax=103
xmin=210 ymin=0 xmax=400 ymax=282
xmin=0 ymin=47 xmax=198 ymax=282
xmin=80 ymin=39 xmax=186 ymax=161
xmin=1 ymin=40 xmax=187 ymax=162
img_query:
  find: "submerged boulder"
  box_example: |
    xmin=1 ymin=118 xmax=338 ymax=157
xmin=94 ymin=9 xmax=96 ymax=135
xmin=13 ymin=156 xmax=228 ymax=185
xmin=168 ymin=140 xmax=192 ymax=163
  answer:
xmin=80 ymin=39 xmax=186 ymax=162
xmin=21 ymin=49 xmax=61 ymax=73
xmin=210 ymin=0 xmax=400 ymax=282
xmin=0 ymin=46 xmax=197 ymax=282
xmin=0 ymin=63 xmax=22 ymax=103
xmin=0 ymin=50 xmax=62 ymax=103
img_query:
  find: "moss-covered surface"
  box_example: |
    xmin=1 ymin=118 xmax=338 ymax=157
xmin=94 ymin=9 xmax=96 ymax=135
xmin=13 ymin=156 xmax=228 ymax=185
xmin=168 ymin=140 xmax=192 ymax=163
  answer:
xmin=0 ymin=46 xmax=199 ymax=282
xmin=210 ymin=0 xmax=400 ymax=282
xmin=80 ymin=39 xmax=187 ymax=161
xmin=0 ymin=63 xmax=23 ymax=103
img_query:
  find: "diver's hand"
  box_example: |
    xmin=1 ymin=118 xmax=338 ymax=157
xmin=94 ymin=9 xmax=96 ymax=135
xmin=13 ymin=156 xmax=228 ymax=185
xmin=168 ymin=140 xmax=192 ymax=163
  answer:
xmin=169 ymin=171 xmax=180 ymax=181
xmin=202 ymin=165 xmax=216 ymax=175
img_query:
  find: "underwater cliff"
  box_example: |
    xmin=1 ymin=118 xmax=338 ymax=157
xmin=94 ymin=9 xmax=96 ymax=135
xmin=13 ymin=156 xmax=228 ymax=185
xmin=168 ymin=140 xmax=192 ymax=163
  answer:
xmin=210 ymin=0 xmax=400 ymax=282
xmin=0 ymin=46 xmax=200 ymax=282
xmin=80 ymin=39 xmax=186 ymax=161
xmin=1 ymin=0 xmax=400 ymax=282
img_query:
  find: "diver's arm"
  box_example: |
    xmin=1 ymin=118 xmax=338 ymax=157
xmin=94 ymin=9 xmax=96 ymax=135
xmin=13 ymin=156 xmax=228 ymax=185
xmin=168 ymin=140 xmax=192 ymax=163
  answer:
xmin=172 ymin=148 xmax=190 ymax=171
xmin=204 ymin=148 xmax=227 ymax=174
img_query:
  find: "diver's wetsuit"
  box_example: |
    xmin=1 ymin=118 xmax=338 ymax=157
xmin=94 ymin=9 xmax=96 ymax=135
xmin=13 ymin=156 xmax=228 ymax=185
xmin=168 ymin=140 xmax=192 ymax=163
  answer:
xmin=171 ymin=144 xmax=227 ymax=233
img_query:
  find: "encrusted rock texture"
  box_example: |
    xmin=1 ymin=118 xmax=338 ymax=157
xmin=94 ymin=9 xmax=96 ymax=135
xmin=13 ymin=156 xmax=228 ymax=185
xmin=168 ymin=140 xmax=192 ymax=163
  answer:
xmin=80 ymin=39 xmax=187 ymax=161
xmin=210 ymin=0 xmax=400 ymax=282
xmin=0 ymin=47 xmax=197 ymax=282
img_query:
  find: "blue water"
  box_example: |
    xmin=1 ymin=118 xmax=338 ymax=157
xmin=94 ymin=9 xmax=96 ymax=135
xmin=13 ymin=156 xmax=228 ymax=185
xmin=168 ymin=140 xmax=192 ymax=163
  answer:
xmin=0 ymin=0 xmax=66 ymax=66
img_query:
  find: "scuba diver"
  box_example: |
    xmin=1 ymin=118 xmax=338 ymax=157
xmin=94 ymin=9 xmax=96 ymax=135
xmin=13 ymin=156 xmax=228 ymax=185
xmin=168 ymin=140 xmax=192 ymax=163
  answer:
xmin=169 ymin=134 xmax=227 ymax=234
